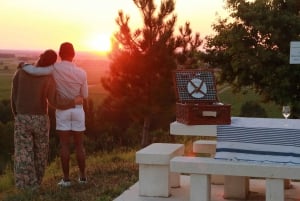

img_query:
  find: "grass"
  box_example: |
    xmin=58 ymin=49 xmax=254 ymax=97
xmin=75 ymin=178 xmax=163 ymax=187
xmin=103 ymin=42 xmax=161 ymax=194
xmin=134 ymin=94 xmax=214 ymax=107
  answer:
xmin=88 ymin=82 xmax=108 ymax=107
xmin=0 ymin=166 xmax=14 ymax=192
xmin=0 ymin=149 xmax=138 ymax=201
xmin=218 ymin=86 xmax=281 ymax=117
xmin=0 ymin=73 xmax=13 ymax=100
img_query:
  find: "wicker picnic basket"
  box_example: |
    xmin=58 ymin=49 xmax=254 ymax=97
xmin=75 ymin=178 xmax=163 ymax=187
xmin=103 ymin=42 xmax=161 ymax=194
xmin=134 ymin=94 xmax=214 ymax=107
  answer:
xmin=173 ymin=69 xmax=231 ymax=125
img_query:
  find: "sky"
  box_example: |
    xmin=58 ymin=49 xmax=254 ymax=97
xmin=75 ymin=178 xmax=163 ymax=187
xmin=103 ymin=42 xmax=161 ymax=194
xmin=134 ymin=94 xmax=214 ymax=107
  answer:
xmin=0 ymin=0 xmax=228 ymax=52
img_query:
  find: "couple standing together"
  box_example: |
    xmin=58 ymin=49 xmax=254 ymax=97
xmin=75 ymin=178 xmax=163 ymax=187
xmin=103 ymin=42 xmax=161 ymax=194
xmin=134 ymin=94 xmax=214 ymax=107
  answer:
xmin=11 ymin=42 xmax=88 ymax=189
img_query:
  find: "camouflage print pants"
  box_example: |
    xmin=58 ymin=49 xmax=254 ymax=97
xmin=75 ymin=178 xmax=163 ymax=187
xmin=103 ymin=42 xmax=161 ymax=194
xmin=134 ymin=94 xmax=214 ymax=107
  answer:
xmin=14 ymin=114 xmax=50 ymax=189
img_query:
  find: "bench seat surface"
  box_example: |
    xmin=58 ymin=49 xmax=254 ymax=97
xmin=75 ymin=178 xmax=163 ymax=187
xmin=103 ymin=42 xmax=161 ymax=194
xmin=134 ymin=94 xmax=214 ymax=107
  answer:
xmin=171 ymin=156 xmax=300 ymax=180
xmin=136 ymin=143 xmax=184 ymax=164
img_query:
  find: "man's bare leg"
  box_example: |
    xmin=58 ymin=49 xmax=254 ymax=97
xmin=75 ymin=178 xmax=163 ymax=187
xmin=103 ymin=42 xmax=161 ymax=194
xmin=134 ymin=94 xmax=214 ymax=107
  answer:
xmin=73 ymin=131 xmax=86 ymax=180
xmin=58 ymin=130 xmax=71 ymax=181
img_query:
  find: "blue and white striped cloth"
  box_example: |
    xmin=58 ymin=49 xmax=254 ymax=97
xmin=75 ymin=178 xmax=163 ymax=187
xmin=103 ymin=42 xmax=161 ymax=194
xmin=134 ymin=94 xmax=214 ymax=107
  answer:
xmin=215 ymin=117 xmax=300 ymax=165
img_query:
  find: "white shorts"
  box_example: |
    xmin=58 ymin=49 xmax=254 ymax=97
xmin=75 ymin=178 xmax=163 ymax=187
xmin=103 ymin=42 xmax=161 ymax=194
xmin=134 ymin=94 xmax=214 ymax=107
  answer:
xmin=56 ymin=106 xmax=86 ymax=131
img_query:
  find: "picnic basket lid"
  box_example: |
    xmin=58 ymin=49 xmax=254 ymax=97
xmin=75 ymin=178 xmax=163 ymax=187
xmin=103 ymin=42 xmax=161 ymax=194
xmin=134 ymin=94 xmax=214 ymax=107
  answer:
xmin=173 ymin=69 xmax=218 ymax=103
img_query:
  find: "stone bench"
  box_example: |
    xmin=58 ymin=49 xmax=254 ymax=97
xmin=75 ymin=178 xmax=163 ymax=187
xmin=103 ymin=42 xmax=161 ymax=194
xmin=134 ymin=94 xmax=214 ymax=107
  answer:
xmin=193 ymin=140 xmax=216 ymax=155
xmin=193 ymin=140 xmax=224 ymax=185
xmin=136 ymin=143 xmax=184 ymax=197
xmin=171 ymin=156 xmax=300 ymax=201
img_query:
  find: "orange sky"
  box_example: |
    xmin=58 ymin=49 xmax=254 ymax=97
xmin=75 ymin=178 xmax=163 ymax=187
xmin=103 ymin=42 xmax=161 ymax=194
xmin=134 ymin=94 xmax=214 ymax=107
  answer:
xmin=0 ymin=0 xmax=228 ymax=52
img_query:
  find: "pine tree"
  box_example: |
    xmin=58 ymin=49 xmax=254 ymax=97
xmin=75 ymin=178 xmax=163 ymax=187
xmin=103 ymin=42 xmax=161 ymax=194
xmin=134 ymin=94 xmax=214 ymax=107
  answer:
xmin=101 ymin=0 xmax=179 ymax=147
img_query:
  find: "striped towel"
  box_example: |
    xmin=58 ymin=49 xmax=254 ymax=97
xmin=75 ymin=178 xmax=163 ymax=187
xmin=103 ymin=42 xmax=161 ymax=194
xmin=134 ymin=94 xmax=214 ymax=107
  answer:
xmin=215 ymin=117 xmax=300 ymax=165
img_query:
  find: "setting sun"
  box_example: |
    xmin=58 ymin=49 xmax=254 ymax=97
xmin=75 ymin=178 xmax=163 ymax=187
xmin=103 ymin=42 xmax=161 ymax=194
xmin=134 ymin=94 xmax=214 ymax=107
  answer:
xmin=0 ymin=0 xmax=227 ymax=51
xmin=87 ymin=34 xmax=112 ymax=53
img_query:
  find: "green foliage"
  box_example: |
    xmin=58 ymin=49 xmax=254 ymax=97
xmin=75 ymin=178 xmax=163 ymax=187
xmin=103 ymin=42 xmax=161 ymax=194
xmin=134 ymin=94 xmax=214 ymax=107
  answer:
xmin=0 ymin=122 xmax=14 ymax=174
xmin=239 ymin=101 xmax=268 ymax=117
xmin=0 ymin=99 xmax=13 ymax=124
xmin=203 ymin=0 xmax=300 ymax=117
xmin=102 ymin=0 xmax=179 ymax=146
xmin=175 ymin=22 xmax=204 ymax=69
xmin=0 ymin=165 xmax=14 ymax=192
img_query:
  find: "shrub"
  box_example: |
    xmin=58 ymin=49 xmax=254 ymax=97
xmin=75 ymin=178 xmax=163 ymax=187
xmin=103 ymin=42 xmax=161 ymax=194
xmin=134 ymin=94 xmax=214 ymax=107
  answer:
xmin=239 ymin=101 xmax=268 ymax=117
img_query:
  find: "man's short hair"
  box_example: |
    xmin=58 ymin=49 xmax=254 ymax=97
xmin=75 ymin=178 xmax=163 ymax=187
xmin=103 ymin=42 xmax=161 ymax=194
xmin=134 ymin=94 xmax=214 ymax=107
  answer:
xmin=59 ymin=42 xmax=75 ymax=59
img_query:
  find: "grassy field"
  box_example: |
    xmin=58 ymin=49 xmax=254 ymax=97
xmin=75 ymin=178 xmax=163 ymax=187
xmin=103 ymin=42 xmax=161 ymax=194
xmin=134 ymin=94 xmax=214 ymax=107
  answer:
xmin=0 ymin=57 xmax=109 ymax=107
xmin=0 ymin=143 xmax=199 ymax=201
xmin=0 ymin=150 xmax=139 ymax=201
xmin=0 ymin=73 xmax=13 ymax=100
xmin=0 ymin=72 xmax=108 ymax=108
xmin=218 ymin=86 xmax=281 ymax=117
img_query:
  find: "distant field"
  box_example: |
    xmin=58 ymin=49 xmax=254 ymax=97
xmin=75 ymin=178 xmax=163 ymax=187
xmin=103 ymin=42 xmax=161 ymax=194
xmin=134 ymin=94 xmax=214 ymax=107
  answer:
xmin=88 ymin=83 xmax=109 ymax=106
xmin=0 ymin=71 xmax=108 ymax=106
xmin=0 ymin=51 xmax=110 ymax=105
xmin=0 ymin=73 xmax=13 ymax=100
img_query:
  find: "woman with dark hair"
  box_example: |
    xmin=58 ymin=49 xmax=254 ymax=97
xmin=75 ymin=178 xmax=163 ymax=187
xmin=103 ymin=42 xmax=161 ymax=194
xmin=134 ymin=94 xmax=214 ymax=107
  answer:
xmin=11 ymin=49 xmax=80 ymax=190
xmin=36 ymin=49 xmax=58 ymax=66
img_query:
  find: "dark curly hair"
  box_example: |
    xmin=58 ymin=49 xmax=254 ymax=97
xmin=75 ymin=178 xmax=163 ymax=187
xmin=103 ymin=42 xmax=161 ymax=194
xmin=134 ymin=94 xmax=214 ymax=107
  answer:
xmin=36 ymin=49 xmax=57 ymax=67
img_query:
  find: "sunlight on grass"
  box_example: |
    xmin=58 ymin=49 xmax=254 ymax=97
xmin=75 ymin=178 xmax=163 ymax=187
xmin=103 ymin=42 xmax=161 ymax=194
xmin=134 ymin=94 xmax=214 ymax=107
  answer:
xmin=0 ymin=150 xmax=138 ymax=201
